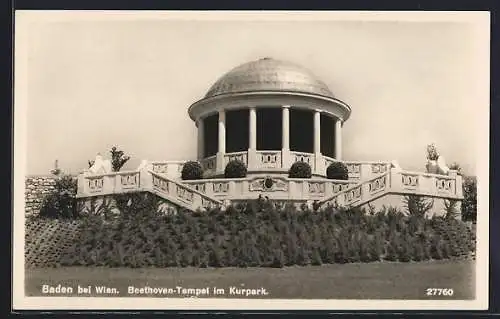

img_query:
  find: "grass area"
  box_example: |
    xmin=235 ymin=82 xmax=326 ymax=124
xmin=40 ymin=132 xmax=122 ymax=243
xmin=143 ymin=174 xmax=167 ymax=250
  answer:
xmin=25 ymin=260 xmax=475 ymax=299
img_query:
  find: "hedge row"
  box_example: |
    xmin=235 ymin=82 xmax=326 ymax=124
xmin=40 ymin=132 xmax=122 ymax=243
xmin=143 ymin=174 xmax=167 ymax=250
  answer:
xmin=54 ymin=197 xmax=476 ymax=268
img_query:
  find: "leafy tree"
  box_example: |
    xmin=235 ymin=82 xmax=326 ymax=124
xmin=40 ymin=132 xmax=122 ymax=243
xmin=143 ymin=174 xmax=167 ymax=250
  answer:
xmin=444 ymin=199 xmax=460 ymax=220
xmin=403 ymin=195 xmax=434 ymax=218
xmin=39 ymin=174 xmax=78 ymax=219
xmin=110 ymin=146 xmax=131 ymax=172
xmin=462 ymin=176 xmax=477 ymax=222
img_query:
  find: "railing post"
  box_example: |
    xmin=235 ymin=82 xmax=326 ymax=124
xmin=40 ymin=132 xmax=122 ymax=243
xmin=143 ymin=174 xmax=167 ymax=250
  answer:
xmin=77 ymin=172 xmax=88 ymax=196
xmin=140 ymin=168 xmax=152 ymax=191
xmin=390 ymin=169 xmax=401 ymax=192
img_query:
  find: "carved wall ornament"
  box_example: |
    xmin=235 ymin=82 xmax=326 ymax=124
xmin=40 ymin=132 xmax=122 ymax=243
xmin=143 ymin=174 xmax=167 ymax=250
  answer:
xmin=249 ymin=176 xmax=288 ymax=192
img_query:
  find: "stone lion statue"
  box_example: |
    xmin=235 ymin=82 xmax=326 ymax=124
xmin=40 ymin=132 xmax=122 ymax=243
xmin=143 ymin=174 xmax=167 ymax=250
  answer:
xmin=426 ymin=143 xmax=449 ymax=175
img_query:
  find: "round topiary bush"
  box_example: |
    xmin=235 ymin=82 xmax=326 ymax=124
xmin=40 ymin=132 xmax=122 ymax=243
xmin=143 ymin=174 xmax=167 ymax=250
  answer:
xmin=289 ymin=161 xmax=312 ymax=178
xmin=181 ymin=161 xmax=204 ymax=180
xmin=326 ymin=162 xmax=349 ymax=180
xmin=224 ymin=159 xmax=247 ymax=178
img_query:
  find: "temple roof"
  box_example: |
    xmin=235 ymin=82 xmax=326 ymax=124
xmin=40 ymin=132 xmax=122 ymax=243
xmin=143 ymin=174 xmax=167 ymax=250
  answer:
xmin=204 ymin=57 xmax=335 ymax=99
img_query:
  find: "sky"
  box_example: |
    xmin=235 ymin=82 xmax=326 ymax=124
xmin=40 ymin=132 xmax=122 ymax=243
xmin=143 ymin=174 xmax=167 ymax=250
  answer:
xmin=16 ymin=11 xmax=489 ymax=176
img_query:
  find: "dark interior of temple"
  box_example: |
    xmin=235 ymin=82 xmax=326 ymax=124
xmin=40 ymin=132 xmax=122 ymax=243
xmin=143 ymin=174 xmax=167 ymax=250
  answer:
xmin=202 ymin=108 xmax=336 ymax=158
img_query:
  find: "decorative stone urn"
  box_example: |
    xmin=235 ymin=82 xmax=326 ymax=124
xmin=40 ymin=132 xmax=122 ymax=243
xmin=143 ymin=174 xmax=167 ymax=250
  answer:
xmin=426 ymin=160 xmax=439 ymax=174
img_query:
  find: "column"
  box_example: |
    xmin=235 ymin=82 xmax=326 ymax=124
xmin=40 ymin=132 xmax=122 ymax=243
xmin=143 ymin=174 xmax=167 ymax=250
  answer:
xmin=281 ymin=105 xmax=291 ymax=168
xmin=196 ymin=118 xmax=204 ymax=160
xmin=335 ymin=118 xmax=342 ymax=160
xmin=282 ymin=106 xmax=290 ymax=150
xmin=247 ymin=107 xmax=257 ymax=170
xmin=314 ymin=110 xmax=321 ymax=154
xmin=249 ymin=107 xmax=257 ymax=150
xmin=313 ymin=109 xmax=324 ymax=174
xmin=216 ymin=110 xmax=226 ymax=174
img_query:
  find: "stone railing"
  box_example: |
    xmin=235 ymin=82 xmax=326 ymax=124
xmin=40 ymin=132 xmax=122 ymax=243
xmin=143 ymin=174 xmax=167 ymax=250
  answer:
xmin=79 ymin=170 xmax=143 ymax=196
xmin=182 ymin=176 xmax=355 ymax=201
xmin=256 ymin=151 xmax=282 ymax=169
xmin=78 ymin=168 xmax=223 ymax=211
xmin=319 ymin=168 xmax=462 ymax=209
xmin=201 ymin=155 xmax=217 ymax=176
xmin=149 ymin=171 xmax=223 ymax=211
xmin=392 ymin=170 xmax=462 ymax=198
xmin=148 ymin=160 xmax=186 ymax=179
xmin=224 ymin=151 xmax=248 ymax=167
xmin=76 ymin=163 xmax=463 ymax=212
xmin=319 ymin=171 xmax=391 ymax=208
xmin=291 ymin=151 xmax=314 ymax=166
xmin=342 ymin=161 xmax=392 ymax=181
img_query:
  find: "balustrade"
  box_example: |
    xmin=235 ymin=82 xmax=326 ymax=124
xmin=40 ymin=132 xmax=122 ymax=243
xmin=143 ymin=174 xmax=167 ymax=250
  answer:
xmin=368 ymin=174 xmax=387 ymax=194
xmin=435 ymin=177 xmax=455 ymax=194
xmin=120 ymin=172 xmax=139 ymax=189
xmin=152 ymin=163 xmax=168 ymax=174
xmin=79 ymin=161 xmax=463 ymax=213
xmin=291 ymin=151 xmax=313 ymax=165
xmin=257 ymin=151 xmax=282 ymax=169
xmin=332 ymin=182 xmax=350 ymax=194
xmin=371 ymin=163 xmax=389 ymax=174
xmin=345 ymin=162 xmax=361 ymax=179
xmin=152 ymin=174 xmax=169 ymax=193
xmin=344 ymin=185 xmax=362 ymax=205
xmin=224 ymin=151 xmax=248 ymax=166
xmin=401 ymin=173 xmax=419 ymax=189
xmin=324 ymin=156 xmax=335 ymax=169
xmin=308 ymin=181 xmax=326 ymax=195
xmin=213 ymin=181 xmax=230 ymax=194
xmin=176 ymin=185 xmax=194 ymax=203
xmin=87 ymin=177 xmax=104 ymax=193
xmin=201 ymin=156 xmax=217 ymax=172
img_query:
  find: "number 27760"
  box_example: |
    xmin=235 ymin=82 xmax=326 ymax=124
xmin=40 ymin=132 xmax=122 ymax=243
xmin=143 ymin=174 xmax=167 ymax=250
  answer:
xmin=426 ymin=288 xmax=454 ymax=296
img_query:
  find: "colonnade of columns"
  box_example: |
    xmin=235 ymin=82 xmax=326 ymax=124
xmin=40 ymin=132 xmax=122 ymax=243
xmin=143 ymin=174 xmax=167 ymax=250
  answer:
xmin=197 ymin=105 xmax=343 ymax=173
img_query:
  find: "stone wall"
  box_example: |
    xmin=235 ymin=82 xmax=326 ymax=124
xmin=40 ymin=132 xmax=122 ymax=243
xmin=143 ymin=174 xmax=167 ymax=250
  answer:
xmin=25 ymin=175 xmax=58 ymax=216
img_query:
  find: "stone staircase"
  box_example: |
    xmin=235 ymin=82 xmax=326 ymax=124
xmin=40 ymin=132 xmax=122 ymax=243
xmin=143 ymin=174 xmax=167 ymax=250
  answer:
xmin=77 ymin=163 xmax=462 ymax=214
xmin=148 ymin=171 xmax=224 ymax=211
xmin=318 ymin=172 xmax=391 ymax=209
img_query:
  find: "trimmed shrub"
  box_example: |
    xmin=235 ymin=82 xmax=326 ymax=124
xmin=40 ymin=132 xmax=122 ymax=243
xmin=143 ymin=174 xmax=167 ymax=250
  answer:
xmin=288 ymin=161 xmax=312 ymax=178
xmin=326 ymin=162 xmax=349 ymax=180
xmin=224 ymin=159 xmax=247 ymax=178
xmin=181 ymin=161 xmax=204 ymax=180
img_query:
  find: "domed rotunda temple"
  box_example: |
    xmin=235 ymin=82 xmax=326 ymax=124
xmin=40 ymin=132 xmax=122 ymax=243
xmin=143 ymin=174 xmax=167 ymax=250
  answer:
xmin=78 ymin=57 xmax=464 ymax=216
xmin=188 ymin=57 xmax=350 ymax=177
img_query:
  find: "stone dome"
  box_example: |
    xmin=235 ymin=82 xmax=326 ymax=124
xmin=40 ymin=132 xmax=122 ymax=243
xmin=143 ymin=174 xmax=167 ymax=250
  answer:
xmin=204 ymin=57 xmax=335 ymax=99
